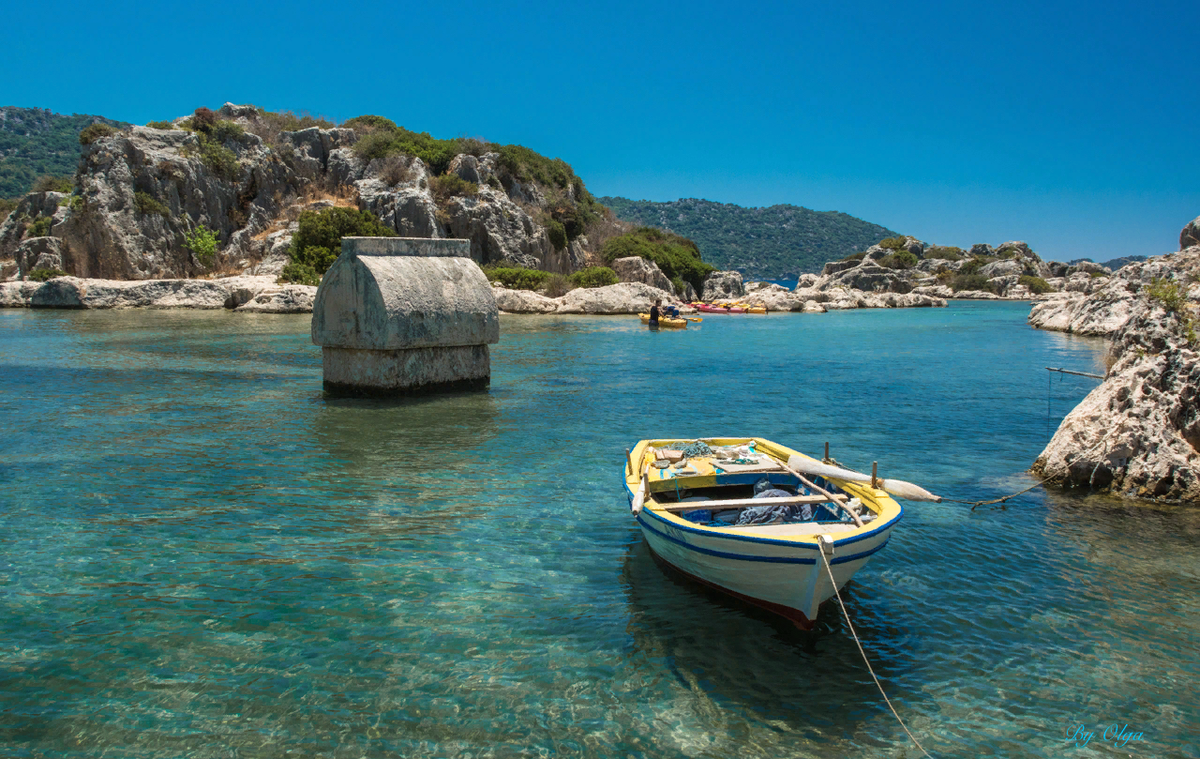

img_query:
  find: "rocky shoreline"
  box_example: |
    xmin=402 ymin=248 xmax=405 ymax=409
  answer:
xmin=1028 ymin=221 xmax=1200 ymax=503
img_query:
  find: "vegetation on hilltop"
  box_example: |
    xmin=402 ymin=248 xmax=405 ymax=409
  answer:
xmin=0 ymin=107 xmax=128 ymax=198
xmin=601 ymin=226 xmax=715 ymax=293
xmin=600 ymin=196 xmax=897 ymax=279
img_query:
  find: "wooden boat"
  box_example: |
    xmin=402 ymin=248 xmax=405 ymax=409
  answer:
xmin=638 ymin=313 xmax=687 ymax=328
xmin=624 ymin=437 xmax=912 ymax=629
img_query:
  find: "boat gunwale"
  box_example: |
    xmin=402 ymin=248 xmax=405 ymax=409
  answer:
xmin=623 ymin=437 xmax=904 ymax=549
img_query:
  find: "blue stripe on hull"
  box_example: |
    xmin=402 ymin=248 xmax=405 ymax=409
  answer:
xmin=635 ymin=511 xmax=892 ymax=566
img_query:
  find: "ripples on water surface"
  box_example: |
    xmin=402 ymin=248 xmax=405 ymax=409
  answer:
xmin=1 ymin=303 xmax=1196 ymax=758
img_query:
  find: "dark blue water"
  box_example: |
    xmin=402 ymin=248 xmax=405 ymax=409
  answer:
xmin=1 ymin=303 xmax=1196 ymax=758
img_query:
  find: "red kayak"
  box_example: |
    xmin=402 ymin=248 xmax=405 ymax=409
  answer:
xmin=697 ymin=304 xmax=730 ymax=313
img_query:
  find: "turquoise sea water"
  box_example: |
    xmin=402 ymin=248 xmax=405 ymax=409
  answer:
xmin=1 ymin=302 xmax=1197 ymax=758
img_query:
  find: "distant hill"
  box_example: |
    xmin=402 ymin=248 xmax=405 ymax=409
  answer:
xmin=0 ymin=107 xmax=128 ymax=197
xmin=598 ymin=196 xmax=897 ymax=278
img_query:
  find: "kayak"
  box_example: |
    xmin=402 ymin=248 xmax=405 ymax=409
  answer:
xmin=638 ymin=313 xmax=687 ymax=328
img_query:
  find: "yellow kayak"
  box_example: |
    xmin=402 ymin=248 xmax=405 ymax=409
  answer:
xmin=639 ymin=313 xmax=687 ymax=328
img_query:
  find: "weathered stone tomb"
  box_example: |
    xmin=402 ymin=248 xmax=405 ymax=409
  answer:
xmin=311 ymin=237 xmax=499 ymax=395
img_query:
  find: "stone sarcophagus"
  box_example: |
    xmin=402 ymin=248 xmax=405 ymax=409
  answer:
xmin=311 ymin=237 xmax=499 ymax=395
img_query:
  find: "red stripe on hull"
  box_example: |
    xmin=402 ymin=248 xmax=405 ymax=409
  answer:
xmin=645 ymin=544 xmax=816 ymax=630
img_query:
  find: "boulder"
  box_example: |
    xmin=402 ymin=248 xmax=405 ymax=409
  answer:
xmin=0 ymin=192 xmax=70 ymax=259
xmin=611 ymin=256 xmax=674 ymax=294
xmin=794 ymin=273 xmax=820 ymax=289
xmin=0 ymin=281 xmax=42 ymax=308
xmin=823 ymin=263 xmax=914 ymax=294
xmin=1180 ymin=215 xmax=1200 ymax=249
xmin=969 ymin=243 xmax=995 ymax=258
xmin=492 ymin=284 xmax=559 ymax=314
xmin=979 ymin=259 xmax=1024 ymax=278
xmin=16 ymin=237 xmax=65 ymax=277
xmin=1068 ymin=261 xmax=1110 ymax=276
xmin=555 ymin=282 xmax=675 ymax=314
xmin=701 ymin=270 xmax=744 ymax=301
xmin=235 ymin=285 xmax=317 ymax=313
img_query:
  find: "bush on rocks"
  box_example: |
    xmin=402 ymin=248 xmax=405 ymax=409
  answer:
xmin=79 ymin=123 xmax=117 ymax=145
xmin=601 ymin=226 xmax=714 ymax=293
xmin=429 ymin=173 xmax=478 ymax=202
xmin=569 ymin=266 xmax=618 ymax=289
xmin=279 ymin=261 xmax=320 ymax=286
xmin=544 ymin=274 xmax=573 ymax=297
xmin=289 ymin=207 xmax=396 ymax=276
xmin=482 ymin=266 xmax=552 ymax=290
xmin=951 ymin=273 xmax=995 ymax=293
xmin=28 ymin=267 xmax=67 ymax=281
xmin=32 ymin=175 xmax=74 ymax=193
xmin=879 ymin=251 xmax=918 ymax=270
xmin=1019 ymin=275 xmax=1053 ymax=294
xmin=134 ymin=191 xmax=170 ymax=217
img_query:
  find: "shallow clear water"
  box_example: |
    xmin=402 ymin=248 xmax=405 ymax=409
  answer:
xmin=1 ymin=302 xmax=1196 ymax=758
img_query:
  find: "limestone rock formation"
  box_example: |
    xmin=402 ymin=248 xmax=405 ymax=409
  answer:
xmin=1030 ymin=234 xmax=1200 ymax=501
xmin=0 ymin=274 xmax=285 ymax=310
xmin=701 ymin=270 xmax=744 ymax=301
xmin=1182 ymin=215 xmax=1200 ymax=249
xmin=492 ymin=284 xmax=559 ymax=314
xmin=555 ymin=282 xmax=675 ymax=314
xmin=611 ymin=256 xmax=674 ymax=294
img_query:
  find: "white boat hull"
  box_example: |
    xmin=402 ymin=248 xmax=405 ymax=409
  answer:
xmin=635 ymin=508 xmax=897 ymax=628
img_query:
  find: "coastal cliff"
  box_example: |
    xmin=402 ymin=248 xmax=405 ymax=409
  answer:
xmin=1029 ymin=219 xmax=1200 ymax=502
xmin=0 ymin=104 xmax=600 ymax=282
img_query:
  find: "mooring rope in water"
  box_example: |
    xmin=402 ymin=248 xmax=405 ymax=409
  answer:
xmin=827 ymin=456 xmax=1047 ymax=511
xmin=818 ymin=546 xmax=935 ymax=759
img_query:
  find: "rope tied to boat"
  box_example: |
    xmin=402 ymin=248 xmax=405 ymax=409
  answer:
xmin=825 ymin=456 xmax=1047 ymax=511
xmin=818 ymin=543 xmax=935 ymax=759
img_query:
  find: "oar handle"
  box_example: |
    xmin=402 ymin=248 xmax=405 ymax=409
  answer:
xmin=785 ymin=464 xmax=864 ymax=528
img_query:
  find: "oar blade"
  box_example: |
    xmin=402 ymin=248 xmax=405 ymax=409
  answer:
xmin=787 ymin=456 xmax=942 ymax=502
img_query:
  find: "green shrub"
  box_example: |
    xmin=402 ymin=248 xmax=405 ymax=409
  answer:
xmin=27 ymin=216 xmax=52 ymax=237
xmin=545 ymin=218 xmax=568 ymax=251
xmin=926 ymin=245 xmax=963 ymax=261
xmin=841 ymin=251 xmax=867 ymax=262
xmin=343 ymin=114 xmax=398 ymax=131
xmin=352 ymin=125 xmax=461 ymax=174
xmin=210 ymin=120 xmax=245 ymax=144
xmin=1090 ymin=270 xmax=1108 ymax=278
xmin=198 ymin=138 xmax=241 ymax=181
xmin=1018 ymin=275 xmax=1052 ymax=294
xmin=600 ymin=226 xmax=714 ymax=293
xmin=550 ymin=204 xmax=585 ymax=240
xmin=1144 ymin=278 xmax=1188 ymax=314
xmin=495 ymin=144 xmax=573 ymax=188
xmin=482 ymin=265 xmax=552 ymax=290
xmin=671 ymin=275 xmax=687 ymax=295
xmin=959 ymin=258 xmax=984 ymax=276
xmin=544 ymin=273 xmax=573 ymax=297
xmin=1 ymin=198 xmax=19 ymax=218
xmin=878 ymin=235 xmax=908 ymax=251
xmin=950 ymin=273 xmax=994 ymax=292
xmin=429 ymin=173 xmax=478 ymax=202
xmin=878 ymin=251 xmax=918 ymax=270
xmin=184 ymin=225 xmax=219 ymax=266
xmin=289 ymin=207 xmax=396 ymax=275
xmin=32 ymin=175 xmax=74 ymax=193
xmin=279 ymin=261 xmax=320 ymax=286
xmin=147 ymin=120 xmax=175 ymax=130
xmin=568 ymin=266 xmax=618 ymax=289
xmin=134 ymin=191 xmax=170 ymax=217
xmin=79 ymin=123 xmax=117 ymax=144
xmin=27 ymin=267 xmax=67 ymax=281
xmin=66 ymin=195 xmax=84 ymax=211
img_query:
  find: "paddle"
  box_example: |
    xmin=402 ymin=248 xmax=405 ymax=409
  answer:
xmin=787 ymin=456 xmax=943 ymax=502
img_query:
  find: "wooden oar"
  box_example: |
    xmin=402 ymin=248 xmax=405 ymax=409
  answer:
xmin=786 ymin=456 xmax=942 ymax=502
xmin=782 ymin=462 xmax=864 ymax=527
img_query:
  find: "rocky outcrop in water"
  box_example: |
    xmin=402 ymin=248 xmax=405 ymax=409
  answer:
xmin=0 ymin=275 xmax=307 ymax=310
xmin=701 ymin=270 xmax=744 ymax=301
xmin=1030 ymin=234 xmax=1200 ymax=502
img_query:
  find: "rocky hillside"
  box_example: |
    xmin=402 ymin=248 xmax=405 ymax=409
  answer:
xmin=0 ymin=107 xmax=128 ymax=198
xmin=1029 ymin=217 xmax=1200 ymax=502
xmin=599 ymin=196 xmax=896 ymax=279
xmin=0 ymin=104 xmax=614 ymax=282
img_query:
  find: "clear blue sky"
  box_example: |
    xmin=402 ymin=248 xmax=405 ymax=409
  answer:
xmin=4 ymin=0 xmax=1197 ymax=262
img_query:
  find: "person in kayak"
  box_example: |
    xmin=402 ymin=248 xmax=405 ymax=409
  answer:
xmin=648 ymin=299 xmax=661 ymax=328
